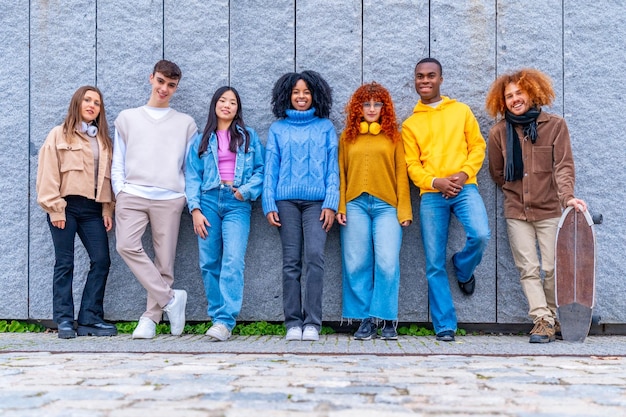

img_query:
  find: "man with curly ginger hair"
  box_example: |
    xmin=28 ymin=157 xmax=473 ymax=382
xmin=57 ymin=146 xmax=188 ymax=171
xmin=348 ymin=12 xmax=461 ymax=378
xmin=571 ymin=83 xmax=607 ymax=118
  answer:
xmin=402 ymin=58 xmax=491 ymax=343
xmin=485 ymin=68 xmax=587 ymax=343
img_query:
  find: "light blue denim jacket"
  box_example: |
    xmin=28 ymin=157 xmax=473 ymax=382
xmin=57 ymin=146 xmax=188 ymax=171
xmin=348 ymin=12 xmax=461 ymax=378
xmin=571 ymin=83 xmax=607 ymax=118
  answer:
xmin=185 ymin=126 xmax=265 ymax=212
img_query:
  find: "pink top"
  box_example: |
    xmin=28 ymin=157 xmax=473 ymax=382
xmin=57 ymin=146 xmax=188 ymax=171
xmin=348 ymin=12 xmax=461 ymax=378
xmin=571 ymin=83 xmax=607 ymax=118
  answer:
xmin=217 ymin=130 xmax=236 ymax=182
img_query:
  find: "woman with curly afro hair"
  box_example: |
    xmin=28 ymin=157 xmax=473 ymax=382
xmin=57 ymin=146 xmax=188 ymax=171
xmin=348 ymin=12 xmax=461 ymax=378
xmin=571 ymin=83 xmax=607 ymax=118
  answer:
xmin=262 ymin=70 xmax=339 ymax=342
xmin=337 ymin=82 xmax=412 ymax=341
xmin=486 ymin=68 xmax=587 ymax=344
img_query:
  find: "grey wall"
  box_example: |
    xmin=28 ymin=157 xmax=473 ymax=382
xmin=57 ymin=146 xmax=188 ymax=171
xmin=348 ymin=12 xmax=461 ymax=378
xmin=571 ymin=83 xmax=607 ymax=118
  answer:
xmin=1 ymin=1 xmax=624 ymax=326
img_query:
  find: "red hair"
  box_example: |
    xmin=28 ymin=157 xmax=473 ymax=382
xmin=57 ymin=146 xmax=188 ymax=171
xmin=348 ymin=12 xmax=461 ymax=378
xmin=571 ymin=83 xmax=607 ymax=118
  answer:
xmin=485 ymin=68 xmax=555 ymax=118
xmin=343 ymin=82 xmax=399 ymax=143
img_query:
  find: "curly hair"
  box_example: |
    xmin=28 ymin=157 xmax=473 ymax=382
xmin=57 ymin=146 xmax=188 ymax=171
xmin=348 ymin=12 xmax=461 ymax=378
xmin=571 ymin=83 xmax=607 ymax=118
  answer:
xmin=342 ymin=82 xmax=399 ymax=143
xmin=271 ymin=70 xmax=332 ymax=119
xmin=485 ymin=68 xmax=555 ymax=118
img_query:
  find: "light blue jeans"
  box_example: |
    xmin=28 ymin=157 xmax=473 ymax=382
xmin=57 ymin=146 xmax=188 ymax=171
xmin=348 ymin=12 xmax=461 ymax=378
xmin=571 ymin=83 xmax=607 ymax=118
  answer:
xmin=419 ymin=184 xmax=490 ymax=334
xmin=340 ymin=194 xmax=402 ymax=321
xmin=197 ymin=185 xmax=251 ymax=331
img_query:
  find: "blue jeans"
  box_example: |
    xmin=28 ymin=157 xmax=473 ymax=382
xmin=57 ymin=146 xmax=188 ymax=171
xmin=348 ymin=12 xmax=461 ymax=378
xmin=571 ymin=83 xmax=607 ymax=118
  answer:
xmin=276 ymin=200 xmax=328 ymax=331
xmin=197 ymin=186 xmax=251 ymax=331
xmin=47 ymin=196 xmax=111 ymax=324
xmin=340 ymin=194 xmax=402 ymax=321
xmin=419 ymin=185 xmax=490 ymax=333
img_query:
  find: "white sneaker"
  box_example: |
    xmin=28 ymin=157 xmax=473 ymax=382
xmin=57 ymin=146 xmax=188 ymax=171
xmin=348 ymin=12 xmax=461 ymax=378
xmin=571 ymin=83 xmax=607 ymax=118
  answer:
xmin=285 ymin=326 xmax=302 ymax=341
xmin=206 ymin=323 xmax=231 ymax=341
xmin=163 ymin=289 xmax=187 ymax=336
xmin=302 ymin=326 xmax=319 ymax=341
xmin=132 ymin=317 xmax=156 ymax=339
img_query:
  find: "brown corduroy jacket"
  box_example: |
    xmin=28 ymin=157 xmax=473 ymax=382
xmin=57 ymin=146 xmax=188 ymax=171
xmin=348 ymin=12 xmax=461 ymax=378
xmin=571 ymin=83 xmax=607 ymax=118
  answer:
xmin=488 ymin=111 xmax=576 ymax=222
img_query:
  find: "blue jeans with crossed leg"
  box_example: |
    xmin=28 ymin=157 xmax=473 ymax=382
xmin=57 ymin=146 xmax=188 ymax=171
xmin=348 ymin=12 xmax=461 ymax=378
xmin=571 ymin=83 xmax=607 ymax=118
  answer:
xmin=419 ymin=184 xmax=490 ymax=334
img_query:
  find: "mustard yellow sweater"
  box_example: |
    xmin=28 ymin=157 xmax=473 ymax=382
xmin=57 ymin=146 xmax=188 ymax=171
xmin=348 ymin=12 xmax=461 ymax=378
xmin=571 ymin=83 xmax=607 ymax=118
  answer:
xmin=338 ymin=131 xmax=412 ymax=223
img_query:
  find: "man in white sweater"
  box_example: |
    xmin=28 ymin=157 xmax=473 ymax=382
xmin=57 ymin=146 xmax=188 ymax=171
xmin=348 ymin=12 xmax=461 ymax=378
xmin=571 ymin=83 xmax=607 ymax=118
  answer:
xmin=112 ymin=60 xmax=197 ymax=339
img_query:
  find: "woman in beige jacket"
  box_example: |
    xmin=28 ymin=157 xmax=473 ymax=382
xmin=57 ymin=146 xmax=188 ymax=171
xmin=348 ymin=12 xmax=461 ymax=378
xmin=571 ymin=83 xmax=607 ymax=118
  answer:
xmin=36 ymin=85 xmax=117 ymax=339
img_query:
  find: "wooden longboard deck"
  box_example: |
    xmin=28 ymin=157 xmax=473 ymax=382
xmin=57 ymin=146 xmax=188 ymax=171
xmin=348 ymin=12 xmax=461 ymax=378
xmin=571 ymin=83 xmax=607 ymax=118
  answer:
xmin=555 ymin=207 xmax=596 ymax=342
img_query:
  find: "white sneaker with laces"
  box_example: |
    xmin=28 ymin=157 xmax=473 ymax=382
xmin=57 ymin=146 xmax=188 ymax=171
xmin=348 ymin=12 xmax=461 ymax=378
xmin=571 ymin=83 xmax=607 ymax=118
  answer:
xmin=206 ymin=323 xmax=231 ymax=341
xmin=132 ymin=317 xmax=156 ymax=339
xmin=302 ymin=325 xmax=319 ymax=341
xmin=285 ymin=326 xmax=302 ymax=341
xmin=163 ymin=289 xmax=187 ymax=336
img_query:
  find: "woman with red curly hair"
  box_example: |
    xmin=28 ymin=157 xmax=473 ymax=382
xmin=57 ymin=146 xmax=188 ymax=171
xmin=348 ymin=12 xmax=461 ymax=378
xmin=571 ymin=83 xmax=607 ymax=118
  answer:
xmin=486 ymin=68 xmax=587 ymax=344
xmin=337 ymin=82 xmax=412 ymax=341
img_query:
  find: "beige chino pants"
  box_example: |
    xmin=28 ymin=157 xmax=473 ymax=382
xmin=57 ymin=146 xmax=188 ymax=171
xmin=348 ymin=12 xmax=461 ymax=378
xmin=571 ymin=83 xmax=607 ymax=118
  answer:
xmin=115 ymin=191 xmax=186 ymax=323
xmin=506 ymin=217 xmax=560 ymax=325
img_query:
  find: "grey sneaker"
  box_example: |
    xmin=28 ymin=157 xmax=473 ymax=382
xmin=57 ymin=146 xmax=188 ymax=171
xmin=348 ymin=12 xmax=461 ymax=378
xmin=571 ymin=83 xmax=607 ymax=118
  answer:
xmin=206 ymin=323 xmax=231 ymax=341
xmin=354 ymin=318 xmax=377 ymax=340
xmin=302 ymin=325 xmax=319 ymax=341
xmin=163 ymin=289 xmax=187 ymax=336
xmin=285 ymin=326 xmax=302 ymax=341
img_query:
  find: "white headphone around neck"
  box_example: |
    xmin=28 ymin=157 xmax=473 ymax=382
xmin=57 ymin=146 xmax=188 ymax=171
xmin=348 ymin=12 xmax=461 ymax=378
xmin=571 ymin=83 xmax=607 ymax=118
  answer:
xmin=80 ymin=121 xmax=98 ymax=137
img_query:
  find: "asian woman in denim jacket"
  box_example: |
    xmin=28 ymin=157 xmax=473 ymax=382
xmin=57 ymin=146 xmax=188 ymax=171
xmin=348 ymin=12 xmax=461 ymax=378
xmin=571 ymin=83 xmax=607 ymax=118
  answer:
xmin=185 ymin=86 xmax=264 ymax=341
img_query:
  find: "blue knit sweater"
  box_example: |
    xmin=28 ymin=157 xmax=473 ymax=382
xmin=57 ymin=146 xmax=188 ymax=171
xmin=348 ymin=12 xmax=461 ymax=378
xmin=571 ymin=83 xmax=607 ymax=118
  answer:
xmin=262 ymin=108 xmax=339 ymax=215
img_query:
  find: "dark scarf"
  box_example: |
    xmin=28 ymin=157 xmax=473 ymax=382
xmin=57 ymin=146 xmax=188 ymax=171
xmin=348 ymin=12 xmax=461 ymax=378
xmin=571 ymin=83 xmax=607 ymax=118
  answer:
xmin=504 ymin=108 xmax=540 ymax=182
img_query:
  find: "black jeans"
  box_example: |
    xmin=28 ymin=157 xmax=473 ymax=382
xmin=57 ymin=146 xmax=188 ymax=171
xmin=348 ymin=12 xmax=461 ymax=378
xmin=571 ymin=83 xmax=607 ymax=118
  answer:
xmin=47 ymin=196 xmax=111 ymax=324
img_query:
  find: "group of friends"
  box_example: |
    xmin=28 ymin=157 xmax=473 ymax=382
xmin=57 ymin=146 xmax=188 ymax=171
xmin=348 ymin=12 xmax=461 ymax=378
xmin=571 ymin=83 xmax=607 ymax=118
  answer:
xmin=36 ymin=57 xmax=586 ymax=345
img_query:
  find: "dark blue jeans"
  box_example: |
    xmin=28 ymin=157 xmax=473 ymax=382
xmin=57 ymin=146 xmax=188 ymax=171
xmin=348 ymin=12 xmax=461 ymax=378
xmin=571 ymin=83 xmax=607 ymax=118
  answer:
xmin=276 ymin=200 xmax=328 ymax=331
xmin=47 ymin=196 xmax=111 ymax=324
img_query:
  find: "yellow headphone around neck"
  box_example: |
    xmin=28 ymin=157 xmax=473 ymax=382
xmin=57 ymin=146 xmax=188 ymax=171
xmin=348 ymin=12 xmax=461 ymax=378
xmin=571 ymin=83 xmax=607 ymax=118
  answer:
xmin=359 ymin=121 xmax=381 ymax=135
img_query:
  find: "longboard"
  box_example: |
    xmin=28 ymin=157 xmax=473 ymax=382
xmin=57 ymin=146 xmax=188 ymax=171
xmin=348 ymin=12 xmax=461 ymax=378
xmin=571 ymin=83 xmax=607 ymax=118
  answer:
xmin=555 ymin=206 xmax=598 ymax=342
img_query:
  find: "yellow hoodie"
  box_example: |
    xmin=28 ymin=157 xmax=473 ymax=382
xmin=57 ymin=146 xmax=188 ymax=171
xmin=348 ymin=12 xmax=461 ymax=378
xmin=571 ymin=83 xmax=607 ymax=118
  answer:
xmin=401 ymin=96 xmax=486 ymax=194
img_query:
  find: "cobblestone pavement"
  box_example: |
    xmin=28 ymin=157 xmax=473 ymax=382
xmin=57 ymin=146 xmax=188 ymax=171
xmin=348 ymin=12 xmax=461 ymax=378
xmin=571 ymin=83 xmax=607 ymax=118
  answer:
xmin=1 ymin=333 xmax=626 ymax=416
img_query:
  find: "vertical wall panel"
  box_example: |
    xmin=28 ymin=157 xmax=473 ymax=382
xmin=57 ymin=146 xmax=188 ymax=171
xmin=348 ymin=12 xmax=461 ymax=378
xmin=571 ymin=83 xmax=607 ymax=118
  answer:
xmin=495 ymin=0 xmax=564 ymax=112
xmin=231 ymin=0 xmax=294 ymax=137
xmin=296 ymin=0 xmax=362 ymax=130
xmin=295 ymin=0 xmax=362 ymax=320
xmin=0 ymin=1 xmax=29 ymax=319
xmin=363 ymin=0 xmax=429 ymax=121
xmin=494 ymin=1 xmax=563 ymax=324
xmin=164 ymin=0 xmax=229 ymax=128
xmin=29 ymin=0 xmax=98 ymax=320
xmin=231 ymin=0 xmax=295 ymax=322
xmin=363 ymin=0 xmax=430 ymax=321
xmin=161 ymin=0 xmax=230 ymax=323
xmin=564 ymin=0 xmax=626 ymax=323
xmin=430 ymin=0 xmax=497 ymax=324
xmin=97 ymin=0 xmax=164 ymax=320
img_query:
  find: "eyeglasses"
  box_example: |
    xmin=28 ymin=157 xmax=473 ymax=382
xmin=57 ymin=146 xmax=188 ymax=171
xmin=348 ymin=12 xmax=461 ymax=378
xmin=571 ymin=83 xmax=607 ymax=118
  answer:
xmin=362 ymin=102 xmax=383 ymax=109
